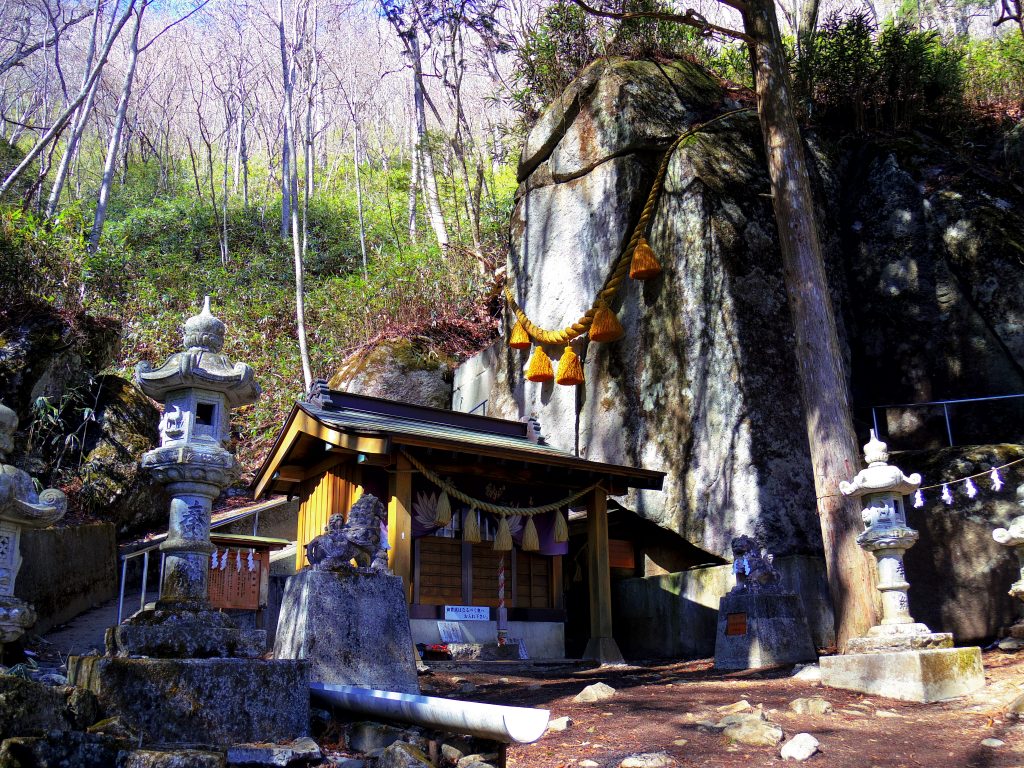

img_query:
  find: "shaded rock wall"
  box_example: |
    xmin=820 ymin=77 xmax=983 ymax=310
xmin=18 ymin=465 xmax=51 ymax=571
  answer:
xmin=329 ymin=339 xmax=453 ymax=410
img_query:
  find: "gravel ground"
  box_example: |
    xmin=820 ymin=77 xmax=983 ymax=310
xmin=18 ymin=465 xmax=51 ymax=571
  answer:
xmin=419 ymin=650 xmax=1024 ymax=768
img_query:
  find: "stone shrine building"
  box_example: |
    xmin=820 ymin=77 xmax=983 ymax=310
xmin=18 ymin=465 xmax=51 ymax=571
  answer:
xmin=253 ymin=382 xmax=664 ymax=662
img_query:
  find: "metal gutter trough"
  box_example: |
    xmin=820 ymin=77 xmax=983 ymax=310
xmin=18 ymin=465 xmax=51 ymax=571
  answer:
xmin=311 ymin=683 xmax=551 ymax=744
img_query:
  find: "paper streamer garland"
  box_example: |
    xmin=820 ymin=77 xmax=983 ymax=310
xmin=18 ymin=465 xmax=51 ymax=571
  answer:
xmin=910 ymin=456 xmax=1022 ymax=507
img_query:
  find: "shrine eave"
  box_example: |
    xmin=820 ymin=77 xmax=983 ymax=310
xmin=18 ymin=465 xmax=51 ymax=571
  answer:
xmin=251 ymin=389 xmax=665 ymax=499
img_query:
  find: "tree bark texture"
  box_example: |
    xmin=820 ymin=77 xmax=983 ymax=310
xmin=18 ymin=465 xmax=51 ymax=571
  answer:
xmin=743 ymin=0 xmax=877 ymax=650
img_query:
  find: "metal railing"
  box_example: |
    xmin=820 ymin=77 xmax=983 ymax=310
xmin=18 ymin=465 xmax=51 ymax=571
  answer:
xmin=870 ymin=393 xmax=1024 ymax=448
xmin=116 ymin=497 xmax=289 ymax=624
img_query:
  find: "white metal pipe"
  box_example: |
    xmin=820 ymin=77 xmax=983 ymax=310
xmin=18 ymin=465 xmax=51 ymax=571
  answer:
xmin=311 ymin=683 xmax=549 ymax=744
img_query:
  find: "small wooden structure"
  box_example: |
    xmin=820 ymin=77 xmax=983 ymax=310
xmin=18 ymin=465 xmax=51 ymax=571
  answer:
xmin=208 ymin=533 xmax=289 ymax=615
xmin=252 ymin=383 xmax=664 ymax=663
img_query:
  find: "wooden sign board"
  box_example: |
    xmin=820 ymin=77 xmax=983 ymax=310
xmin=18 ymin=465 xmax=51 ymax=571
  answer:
xmin=608 ymin=539 xmax=635 ymax=570
xmin=209 ymin=551 xmax=267 ymax=611
xmin=725 ymin=612 xmax=748 ymax=637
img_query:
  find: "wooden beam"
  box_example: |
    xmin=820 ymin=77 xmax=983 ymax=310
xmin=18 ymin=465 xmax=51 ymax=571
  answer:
xmin=583 ymin=487 xmax=624 ymax=665
xmin=388 ymin=452 xmax=414 ymax=601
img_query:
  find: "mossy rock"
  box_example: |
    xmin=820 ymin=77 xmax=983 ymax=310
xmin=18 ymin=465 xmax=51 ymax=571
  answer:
xmin=329 ymin=339 xmax=454 ymax=410
xmin=76 ymin=374 xmax=170 ymax=534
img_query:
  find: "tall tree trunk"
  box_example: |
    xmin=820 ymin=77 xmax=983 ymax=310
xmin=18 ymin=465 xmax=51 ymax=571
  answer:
xmin=743 ymin=0 xmax=876 ymax=650
xmin=279 ymin=0 xmax=313 ymax=391
xmin=409 ymin=30 xmax=448 ymax=250
xmin=89 ymin=0 xmax=147 ymax=251
xmin=353 ymin=125 xmax=367 ymax=278
xmin=407 ymin=116 xmax=419 ymax=243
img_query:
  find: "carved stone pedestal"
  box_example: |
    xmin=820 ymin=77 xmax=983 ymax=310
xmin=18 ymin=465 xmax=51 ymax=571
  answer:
xmin=714 ymin=592 xmax=816 ymax=670
xmin=274 ymin=568 xmax=419 ymax=694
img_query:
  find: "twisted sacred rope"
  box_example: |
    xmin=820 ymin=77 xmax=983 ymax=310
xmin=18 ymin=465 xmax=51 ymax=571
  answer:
xmin=400 ymin=448 xmax=598 ymax=517
xmin=504 ymin=108 xmax=754 ymax=345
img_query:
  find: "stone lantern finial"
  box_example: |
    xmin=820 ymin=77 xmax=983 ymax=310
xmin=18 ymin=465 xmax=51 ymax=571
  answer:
xmin=864 ymin=429 xmax=889 ymax=466
xmin=184 ymin=295 xmax=226 ymax=353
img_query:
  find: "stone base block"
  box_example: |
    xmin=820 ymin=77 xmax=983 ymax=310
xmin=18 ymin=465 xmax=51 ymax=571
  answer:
xmin=274 ymin=569 xmax=419 ymax=693
xmin=67 ymin=655 xmax=309 ymax=746
xmin=820 ymin=646 xmax=984 ymax=703
xmin=108 ymin=607 xmax=266 ymax=658
xmin=714 ymin=593 xmax=816 ymax=670
xmin=107 ymin=625 xmax=266 ymax=659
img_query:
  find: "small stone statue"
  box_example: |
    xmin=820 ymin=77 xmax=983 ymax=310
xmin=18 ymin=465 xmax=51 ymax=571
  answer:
xmin=305 ymin=494 xmax=389 ymax=572
xmin=729 ymin=535 xmax=781 ymax=594
xmin=0 ymin=401 xmax=66 ymax=643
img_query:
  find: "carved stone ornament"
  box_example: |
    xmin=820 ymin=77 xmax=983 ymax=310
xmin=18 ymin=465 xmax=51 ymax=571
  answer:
xmin=0 ymin=401 xmax=65 ymax=643
xmin=306 ymin=494 xmax=389 ymax=573
xmin=728 ymin=534 xmax=781 ymax=595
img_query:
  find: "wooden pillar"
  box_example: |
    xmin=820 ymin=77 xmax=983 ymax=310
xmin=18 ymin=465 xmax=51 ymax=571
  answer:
xmin=388 ymin=453 xmax=414 ymax=601
xmin=583 ymin=487 xmax=624 ymax=664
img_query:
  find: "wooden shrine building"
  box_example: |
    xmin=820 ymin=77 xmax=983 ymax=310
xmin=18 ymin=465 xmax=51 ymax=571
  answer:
xmin=252 ymin=382 xmax=664 ymax=663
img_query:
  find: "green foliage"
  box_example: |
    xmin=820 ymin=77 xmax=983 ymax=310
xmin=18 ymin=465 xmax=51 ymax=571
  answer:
xmin=511 ymin=0 xmax=709 ymax=120
xmin=0 ymin=206 xmax=86 ymax=317
xmin=962 ymin=31 xmax=1024 ymax=108
xmin=793 ymin=12 xmax=966 ymax=133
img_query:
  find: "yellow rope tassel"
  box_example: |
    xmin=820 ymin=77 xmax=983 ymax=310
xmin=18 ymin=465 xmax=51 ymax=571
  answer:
xmin=630 ymin=236 xmax=662 ymax=280
xmin=494 ymin=516 xmax=513 ymax=551
xmin=509 ymin=319 xmax=531 ymax=349
xmin=434 ymin=490 xmax=452 ymax=527
xmin=525 ymin=346 xmax=554 ymax=382
xmin=463 ymin=507 xmax=480 ymax=543
xmin=553 ymin=509 xmax=569 ymax=543
xmin=589 ymin=302 xmax=624 ymax=343
xmin=522 ymin=516 xmax=540 ymax=551
xmin=555 ymin=346 xmax=585 ymax=387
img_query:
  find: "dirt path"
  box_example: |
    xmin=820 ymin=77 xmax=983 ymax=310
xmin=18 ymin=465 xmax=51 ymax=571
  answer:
xmin=421 ymin=650 xmax=1024 ymax=768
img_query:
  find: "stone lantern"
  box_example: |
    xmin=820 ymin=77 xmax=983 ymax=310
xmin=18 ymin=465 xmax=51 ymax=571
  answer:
xmin=837 ymin=430 xmax=945 ymax=650
xmin=821 ymin=430 xmax=984 ymax=702
xmin=70 ymin=299 xmax=309 ymax=748
xmin=111 ymin=296 xmax=263 ymax=656
xmin=0 ymin=401 xmax=66 ymax=645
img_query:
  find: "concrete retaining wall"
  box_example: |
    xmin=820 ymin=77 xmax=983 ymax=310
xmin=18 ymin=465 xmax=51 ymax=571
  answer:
xmin=15 ymin=523 xmax=117 ymax=634
xmin=612 ymin=555 xmax=834 ymax=659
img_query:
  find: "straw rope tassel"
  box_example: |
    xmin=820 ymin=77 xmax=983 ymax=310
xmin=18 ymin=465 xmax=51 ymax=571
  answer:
xmin=589 ymin=301 xmax=624 ymax=343
xmin=555 ymin=346 xmax=585 ymax=387
xmin=494 ymin=516 xmax=513 ymax=551
xmin=522 ymin=516 xmax=540 ymax=551
xmin=630 ymin=236 xmax=662 ymax=280
xmin=553 ymin=509 xmax=569 ymax=543
xmin=434 ymin=489 xmax=452 ymax=527
xmin=463 ymin=507 xmax=481 ymax=543
xmin=509 ymin=319 xmax=531 ymax=349
xmin=526 ymin=346 xmax=554 ymax=382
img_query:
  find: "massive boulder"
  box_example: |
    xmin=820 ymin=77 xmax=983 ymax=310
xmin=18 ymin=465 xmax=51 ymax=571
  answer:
xmin=463 ymin=55 xmax=1024 ymax=594
xmin=329 ymin=339 xmax=453 ymax=410
xmin=77 ymin=375 xmax=170 ymax=534
xmin=486 ymin=57 xmax=823 ymax=559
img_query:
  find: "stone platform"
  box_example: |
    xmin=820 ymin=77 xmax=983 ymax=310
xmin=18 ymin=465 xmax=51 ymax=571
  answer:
xmin=67 ymin=655 xmax=309 ymax=746
xmin=714 ymin=592 xmax=816 ymax=670
xmin=820 ymin=646 xmax=984 ymax=702
xmin=274 ymin=568 xmax=419 ymax=693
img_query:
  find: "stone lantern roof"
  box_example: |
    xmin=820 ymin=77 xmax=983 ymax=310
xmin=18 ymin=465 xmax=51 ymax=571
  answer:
xmin=839 ymin=430 xmax=921 ymax=498
xmin=136 ymin=297 xmax=260 ymax=408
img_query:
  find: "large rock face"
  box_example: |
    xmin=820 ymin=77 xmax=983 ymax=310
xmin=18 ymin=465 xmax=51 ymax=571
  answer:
xmin=489 ymin=57 xmax=822 ymax=559
xmin=465 ymin=56 xmax=1024 ymax=577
